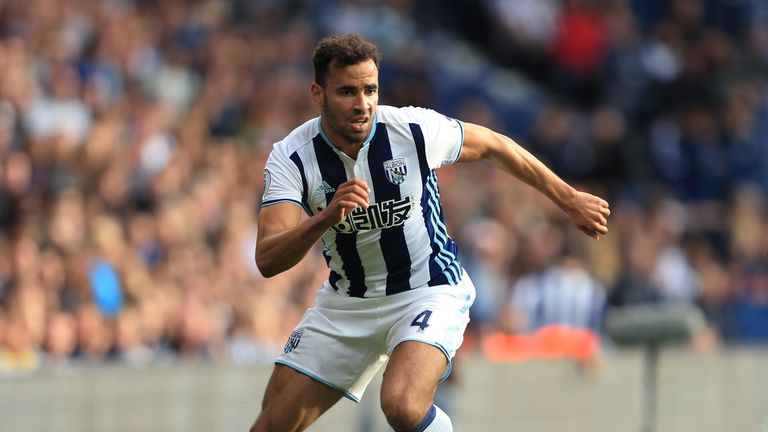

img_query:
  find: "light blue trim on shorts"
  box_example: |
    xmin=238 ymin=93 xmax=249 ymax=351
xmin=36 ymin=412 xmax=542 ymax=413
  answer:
xmin=275 ymin=360 xmax=360 ymax=403
xmin=393 ymin=339 xmax=453 ymax=383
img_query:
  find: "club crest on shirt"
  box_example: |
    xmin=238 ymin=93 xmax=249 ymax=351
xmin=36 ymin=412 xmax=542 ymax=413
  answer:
xmin=284 ymin=329 xmax=304 ymax=353
xmin=383 ymin=158 xmax=407 ymax=185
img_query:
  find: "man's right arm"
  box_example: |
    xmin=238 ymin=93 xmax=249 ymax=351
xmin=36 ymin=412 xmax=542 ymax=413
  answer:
xmin=459 ymin=122 xmax=610 ymax=240
xmin=255 ymin=179 xmax=369 ymax=277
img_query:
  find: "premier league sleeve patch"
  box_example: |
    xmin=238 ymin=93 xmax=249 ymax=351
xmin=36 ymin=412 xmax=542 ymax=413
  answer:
xmin=383 ymin=157 xmax=407 ymax=185
xmin=263 ymin=169 xmax=272 ymax=194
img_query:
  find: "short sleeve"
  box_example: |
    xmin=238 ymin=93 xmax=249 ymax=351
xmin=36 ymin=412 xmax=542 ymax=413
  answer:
xmin=261 ymin=143 xmax=305 ymax=209
xmin=402 ymin=106 xmax=464 ymax=169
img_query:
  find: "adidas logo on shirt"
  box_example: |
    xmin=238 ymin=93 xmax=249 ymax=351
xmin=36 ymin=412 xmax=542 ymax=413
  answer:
xmin=313 ymin=181 xmax=336 ymax=197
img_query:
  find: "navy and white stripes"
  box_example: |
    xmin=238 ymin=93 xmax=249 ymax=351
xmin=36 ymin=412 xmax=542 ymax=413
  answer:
xmin=261 ymin=105 xmax=465 ymax=297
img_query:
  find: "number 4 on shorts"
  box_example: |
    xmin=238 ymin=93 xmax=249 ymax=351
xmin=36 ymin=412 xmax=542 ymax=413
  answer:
xmin=411 ymin=310 xmax=432 ymax=331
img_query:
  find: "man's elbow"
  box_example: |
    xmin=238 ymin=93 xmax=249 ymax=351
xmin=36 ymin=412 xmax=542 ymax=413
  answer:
xmin=255 ymin=253 xmax=280 ymax=278
xmin=260 ymin=270 xmax=280 ymax=279
xmin=459 ymin=124 xmax=501 ymax=162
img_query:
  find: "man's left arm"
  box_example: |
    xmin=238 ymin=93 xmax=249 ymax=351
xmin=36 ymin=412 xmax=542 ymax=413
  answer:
xmin=459 ymin=122 xmax=610 ymax=239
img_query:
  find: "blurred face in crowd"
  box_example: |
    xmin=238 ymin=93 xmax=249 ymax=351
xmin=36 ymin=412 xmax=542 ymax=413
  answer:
xmin=44 ymin=312 xmax=77 ymax=358
xmin=312 ymin=59 xmax=379 ymax=152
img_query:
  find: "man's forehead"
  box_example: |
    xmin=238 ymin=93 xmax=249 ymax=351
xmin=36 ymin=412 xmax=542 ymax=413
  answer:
xmin=326 ymin=59 xmax=378 ymax=84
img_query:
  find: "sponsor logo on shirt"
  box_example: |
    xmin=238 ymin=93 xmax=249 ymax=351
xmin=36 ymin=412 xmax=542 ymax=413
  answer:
xmin=329 ymin=194 xmax=415 ymax=233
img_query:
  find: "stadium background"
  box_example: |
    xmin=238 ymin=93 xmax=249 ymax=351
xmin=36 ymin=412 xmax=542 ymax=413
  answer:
xmin=1 ymin=0 xmax=767 ymax=430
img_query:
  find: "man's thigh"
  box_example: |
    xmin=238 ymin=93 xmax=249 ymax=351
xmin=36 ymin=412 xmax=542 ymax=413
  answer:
xmin=379 ymin=341 xmax=449 ymax=430
xmin=252 ymin=364 xmax=343 ymax=432
xmin=381 ymin=340 xmax=447 ymax=403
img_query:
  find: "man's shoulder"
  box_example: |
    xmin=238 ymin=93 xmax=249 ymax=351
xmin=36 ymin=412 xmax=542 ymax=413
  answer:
xmin=272 ymin=117 xmax=320 ymax=155
xmin=377 ymin=105 xmax=438 ymax=125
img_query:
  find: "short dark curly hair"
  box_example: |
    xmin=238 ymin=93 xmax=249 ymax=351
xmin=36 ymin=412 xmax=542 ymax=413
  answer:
xmin=313 ymin=33 xmax=382 ymax=86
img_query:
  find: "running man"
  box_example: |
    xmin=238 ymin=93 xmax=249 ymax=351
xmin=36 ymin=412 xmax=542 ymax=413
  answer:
xmin=252 ymin=33 xmax=610 ymax=432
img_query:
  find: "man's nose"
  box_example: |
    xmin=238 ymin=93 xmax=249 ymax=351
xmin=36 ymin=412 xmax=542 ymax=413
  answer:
xmin=353 ymin=93 xmax=368 ymax=111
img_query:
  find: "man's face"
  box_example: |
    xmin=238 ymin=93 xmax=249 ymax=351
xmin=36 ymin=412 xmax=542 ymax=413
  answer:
xmin=312 ymin=59 xmax=379 ymax=148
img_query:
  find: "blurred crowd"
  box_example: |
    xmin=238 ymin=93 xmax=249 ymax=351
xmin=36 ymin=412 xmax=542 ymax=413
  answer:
xmin=1 ymin=0 xmax=767 ymax=375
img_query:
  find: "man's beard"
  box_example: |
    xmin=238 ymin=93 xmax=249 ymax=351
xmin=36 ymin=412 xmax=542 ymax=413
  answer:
xmin=324 ymin=102 xmax=370 ymax=145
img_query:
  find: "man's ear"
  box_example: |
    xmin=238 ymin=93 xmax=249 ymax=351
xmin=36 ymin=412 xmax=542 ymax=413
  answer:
xmin=310 ymin=82 xmax=323 ymax=108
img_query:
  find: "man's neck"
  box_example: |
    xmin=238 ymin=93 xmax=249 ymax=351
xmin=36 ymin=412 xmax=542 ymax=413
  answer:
xmin=319 ymin=122 xmax=364 ymax=160
xmin=336 ymin=142 xmax=362 ymax=160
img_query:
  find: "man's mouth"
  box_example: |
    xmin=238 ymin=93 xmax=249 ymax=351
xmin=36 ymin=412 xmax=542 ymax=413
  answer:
xmin=349 ymin=117 xmax=369 ymax=132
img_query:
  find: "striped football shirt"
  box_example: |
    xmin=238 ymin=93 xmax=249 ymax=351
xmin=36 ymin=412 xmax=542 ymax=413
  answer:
xmin=261 ymin=105 xmax=465 ymax=298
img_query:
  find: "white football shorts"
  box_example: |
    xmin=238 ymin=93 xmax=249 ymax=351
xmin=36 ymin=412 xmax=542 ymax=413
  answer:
xmin=275 ymin=270 xmax=476 ymax=402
